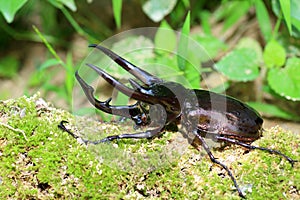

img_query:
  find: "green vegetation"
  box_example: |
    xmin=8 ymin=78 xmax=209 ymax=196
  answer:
xmin=1 ymin=0 xmax=300 ymax=119
xmin=0 ymin=1 xmax=300 ymax=199
xmin=0 ymin=95 xmax=299 ymax=199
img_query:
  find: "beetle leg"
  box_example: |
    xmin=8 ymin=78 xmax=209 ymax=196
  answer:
xmin=90 ymin=127 xmax=164 ymax=144
xmin=89 ymin=44 xmax=162 ymax=85
xmin=216 ymin=136 xmax=297 ymax=167
xmin=59 ymin=121 xmax=79 ymax=140
xmin=193 ymin=133 xmax=246 ymax=198
xmin=59 ymin=120 xmax=164 ymax=145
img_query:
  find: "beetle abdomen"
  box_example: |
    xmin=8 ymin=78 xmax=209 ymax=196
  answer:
xmin=193 ymin=90 xmax=263 ymax=143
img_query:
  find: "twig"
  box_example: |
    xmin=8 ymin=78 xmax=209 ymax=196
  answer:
xmin=0 ymin=122 xmax=28 ymax=141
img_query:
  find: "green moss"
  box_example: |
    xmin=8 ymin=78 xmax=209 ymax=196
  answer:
xmin=0 ymin=94 xmax=299 ymax=199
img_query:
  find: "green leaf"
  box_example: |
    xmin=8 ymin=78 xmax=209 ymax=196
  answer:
xmin=263 ymin=40 xmax=286 ymax=68
xmin=0 ymin=56 xmax=20 ymax=78
xmin=0 ymin=0 xmax=28 ymax=23
xmin=271 ymin=0 xmax=300 ymax=37
xmin=112 ymin=0 xmax=122 ymax=29
xmin=154 ymin=20 xmax=177 ymax=53
xmin=290 ymin=0 xmax=300 ymax=36
xmin=215 ymin=48 xmax=260 ymax=81
xmin=181 ymin=0 xmax=190 ymax=8
xmin=47 ymin=0 xmax=63 ymax=9
xmin=38 ymin=59 xmax=61 ymax=71
xmin=199 ymin=11 xmax=212 ymax=35
xmin=291 ymin=16 xmax=300 ymax=32
xmin=220 ymin=1 xmax=251 ymax=31
xmin=184 ymin=52 xmax=201 ymax=89
xmin=33 ymin=25 xmax=64 ymax=66
xmin=236 ymin=37 xmax=263 ymax=63
xmin=61 ymin=0 xmax=77 ymax=11
xmin=65 ymin=52 xmax=75 ymax=104
xmin=47 ymin=0 xmax=77 ymax=11
xmin=247 ymin=102 xmax=300 ymax=121
xmin=177 ymin=11 xmax=190 ymax=71
xmin=279 ymin=0 xmax=291 ymax=34
xmin=267 ymin=57 xmax=300 ymax=101
xmin=142 ymin=0 xmax=177 ymax=22
xmin=290 ymin=0 xmax=300 ymax=21
xmin=192 ymin=34 xmax=227 ymax=62
xmin=255 ymin=0 xmax=272 ymax=41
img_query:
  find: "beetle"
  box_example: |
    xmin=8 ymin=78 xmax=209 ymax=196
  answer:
xmin=59 ymin=44 xmax=297 ymax=198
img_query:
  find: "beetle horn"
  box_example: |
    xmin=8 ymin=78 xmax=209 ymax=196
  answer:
xmin=83 ymin=63 xmax=159 ymax=104
xmin=75 ymin=71 xmax=114 ymax=114
xmin=128 ymin=79 xmax=154 ymax=96
xmin=128 ymin=79 xmax=143 ymax=90
xmin=89 ymin=44 xmax=162 ymax=85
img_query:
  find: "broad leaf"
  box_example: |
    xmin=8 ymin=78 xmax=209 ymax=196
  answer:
xmin=215 ymin=48 xmax=260 ymax=81
xmin=154 ymin=20 xmax=177 ymax=53
xmin=142 ymin=0 xmax=177 ymax=22
xmin=236 ymin=37 xmax=263 ymax=63
xmin=0 ymin=0 xmax=28 ymax=23
xmin=193 ymin=35 xmax=227 ymax=62
xmin=247 ymin=102 xmax=300 ymax=121
xmin=267 ymin=57 xmax=300 ymax=101
xmin=263 ymin=40 xmax=286 ymax=68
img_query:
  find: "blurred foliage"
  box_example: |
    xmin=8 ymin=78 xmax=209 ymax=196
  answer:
xmin=0 ymin=0 xmax=299 ymax=120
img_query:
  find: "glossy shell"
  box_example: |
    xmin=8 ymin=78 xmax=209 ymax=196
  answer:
xmin=192 ymin=90 xmax=263 ymax=142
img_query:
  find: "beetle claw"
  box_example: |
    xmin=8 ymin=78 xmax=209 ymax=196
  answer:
xmin=289 ymin=159 xmax=298 ymax=168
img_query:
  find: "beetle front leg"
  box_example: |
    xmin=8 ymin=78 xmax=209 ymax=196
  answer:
xmin=59 ymin=121 xmax=164 ymax=145
xmin=216 ymin=136 xmax=298 ymax=167
xmin=92 ymin=126 xmax=164 ymax=144
xmin=193 ymin=133 xmax=246 ymax=198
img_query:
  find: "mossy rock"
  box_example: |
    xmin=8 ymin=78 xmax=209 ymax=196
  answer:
xmin=0 ymin=94 xmax=299 ymax=199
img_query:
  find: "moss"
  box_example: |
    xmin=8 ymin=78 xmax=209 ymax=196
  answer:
xmin=0 ymin=94 xmax=299 ymax=199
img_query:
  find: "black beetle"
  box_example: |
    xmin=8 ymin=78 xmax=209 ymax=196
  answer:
xmin=59 ymin=44 xmax=297 ymax=198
